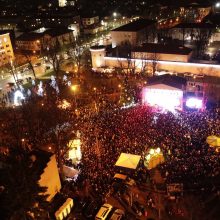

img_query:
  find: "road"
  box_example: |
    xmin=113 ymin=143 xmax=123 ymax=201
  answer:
xmin=0 ymin=63 xmax=52 ymax=94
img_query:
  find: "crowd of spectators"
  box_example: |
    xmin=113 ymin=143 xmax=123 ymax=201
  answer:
xmin=77 ymin=105 xmax=220 ymax=196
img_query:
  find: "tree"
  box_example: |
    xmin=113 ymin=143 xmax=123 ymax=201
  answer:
xmin=194 ymin=28 xmax=212 ymax=58
xmin=0 ymin=147 xmax=49 ymax=220
xmin=43 ymin=39 xmax=63 ymax=81
xmin=149 ymin=52 xmax=159 ymax=76
xmin=70 ymin=44 xmax=84 ymax=78
xmin=23 ymin=53 xmax=37 ymax=80
xmin=5 ymin=60 xmax=19 ymax=86
xmin=119 ymin=77 xmax=135 ymax=106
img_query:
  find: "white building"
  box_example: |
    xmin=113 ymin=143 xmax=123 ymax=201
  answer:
xmin=132 ymin=43 xmax=193 ymax=63
xmin=90 ymin=46 xmax=220 ymax=77
xmin=110 ymin=19 xmax=156 ymax=48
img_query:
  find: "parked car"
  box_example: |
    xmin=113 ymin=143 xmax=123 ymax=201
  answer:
xmin=110 ymin=208 xmax=125 ymax=220
xmin=79 ymin=196 xmax=92 ymax=212
xmin=33 ymin=62 xmax=41 ymax=67
xmin=84 ymin=201 xmax=100 ymax=219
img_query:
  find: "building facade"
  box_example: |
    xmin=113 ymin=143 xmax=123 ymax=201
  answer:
xmin=15 ymin=28 xmax=75 ymax=53
xmin=110 ymin=19 xmax=156 ymax=48
xmin=0 ymin=32 xmax=14 ymax=67
xmin=132 ymin=43 xmax=193 ymax=63
xmin=90 ymin=47 xmax=220 ymax=77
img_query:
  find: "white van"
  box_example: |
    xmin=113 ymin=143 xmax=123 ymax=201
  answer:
xmin=95 ymin=203 xmax=113 ymax=220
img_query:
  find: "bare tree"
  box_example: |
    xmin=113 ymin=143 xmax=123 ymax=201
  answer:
xmin=5 ymin=60 xmax=19 ymax=86
xmin=70 ymin=44 xmax=84 ymax=78
xmin=23 ymin=53 xmax=37 ymax=80
xmin=43 ymin=39 xmax=63 ymax=80
xmin=149 ymin=52 xmax=160 ymax=76
xmin=194 ymin=28 xmax=212 ymax=58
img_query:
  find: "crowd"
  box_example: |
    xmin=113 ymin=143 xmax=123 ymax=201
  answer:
xmin=77 ymin=105 xmax=220 ymax=197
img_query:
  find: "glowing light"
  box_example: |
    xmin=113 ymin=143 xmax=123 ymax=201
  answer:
xmin=71 ymin=85 xmax=77 ymax=92
xmin=146 ymin=155 xmax=151 ymax=161
xmin=68 ymin=139 xmax=82 ymax=163
xmin=156 ymin=147 xmax=161 ymax=154
xmin=104 ymin=57 xmax=220 ymax=69
xmin=58 ymin=100 xmax=71 ymax=109
xmin=145 ymin=148 xmax=165 ymax=169
xmin=14 ymin=90 xmax=25 ymax=106
xmin=149 ymin=149 xmax=155 ymax=155
xmin=143 ymin=88 xmax=183 ymax=111
xmin=186 ymin=98 xmax=203 ymax=109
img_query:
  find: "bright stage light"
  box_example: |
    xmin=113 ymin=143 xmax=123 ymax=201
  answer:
xmin=142 ymin=88 xmax=183 ymax=111
xmin=14 ymin=90 xmax=25 ymax=106
xmin=186 ymin=98 xmax=203 ymax=109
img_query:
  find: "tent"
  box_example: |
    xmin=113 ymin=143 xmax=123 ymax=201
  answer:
xmin=206 ymin=136 xmax=220 ymax=147
xmin=63 ymin=165 xmax=79 ymax=178
xmin=115 ymin=153 xmax=141 ymax=170
xmin=144 ymin=148 xmax=165 ymax=170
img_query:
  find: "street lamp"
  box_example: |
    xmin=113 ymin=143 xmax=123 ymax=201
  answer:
xmin=71 ymin=85 xmax=77 ymax=109
xmin=71 ymin=85 xmax=77 ymax=92
xmin=93 ymin=87 xmax=98 ymax=113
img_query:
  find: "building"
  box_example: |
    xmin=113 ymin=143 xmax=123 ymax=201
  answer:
xmin=82 ymin=15 xmax=99 ymax=27
xmin=82 ymin=15 xmax=103 ymax=35
xmin=31 ymin=150 xmax=61 ymax=202
xmin=58 ymin=0 xmax=67 ymax=7
xmin=90 ymin=46 xmax=220 ymax=77
xmin=132 ymin=43 xmax=193 ymax=63
xmin=170 ymin=23 xmax=215 ymax=42
xmin=15 ymin=28 xmax=74 ymax=54
xmin=110 ymin=19 xmax=156 ymax=48
xmin=15 ymin=32 xmax=44 ymax=53
xmin=43 ymin=28 xmax=75 ymax=49
xmin=58 ymin=0 xmax=77 ymax=7
xmin=179 ymin=4 xmax=211 ymax=22
xmin=0 ymin=31 xmax=14 ymax=67
xmin=142 ymin=75 xmax=186 ymax=111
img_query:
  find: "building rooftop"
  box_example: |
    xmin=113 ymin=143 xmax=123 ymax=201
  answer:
xmin=16 ymin=27 xmax=73 ymax=41
xmin=133 ymin=43 xmax=192 ymax=55
xmin=44 ymin=28 xmax=73 ymax=37
xmin=147 ymin=74 xmax=187 ymax=90
xmin=16 ymin=32 xmax=44 ymax=41
xmin=173 ymin=22 xmax=215 ymax=29
xmin=111 ymin=19 xmax=155 ymax=32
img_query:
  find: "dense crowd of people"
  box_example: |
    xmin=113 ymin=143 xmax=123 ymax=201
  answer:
xmin=77 ymin=105 xmax=220 ymax=196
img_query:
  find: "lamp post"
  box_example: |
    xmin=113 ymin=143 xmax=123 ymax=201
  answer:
xmin=71 ymin=85 xmax=77 ymax=109
xmin=93 ymin=87 xmax=98 ymax=113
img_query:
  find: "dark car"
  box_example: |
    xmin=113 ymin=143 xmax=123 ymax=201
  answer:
xmin=83 ymin=201 xmax=100 ymax=219
xmin=80 ymin=196 xmax=92 ymax=212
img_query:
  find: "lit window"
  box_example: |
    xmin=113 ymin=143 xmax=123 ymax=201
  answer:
xmin=4 ymin=38 xmax=7 ymax=42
